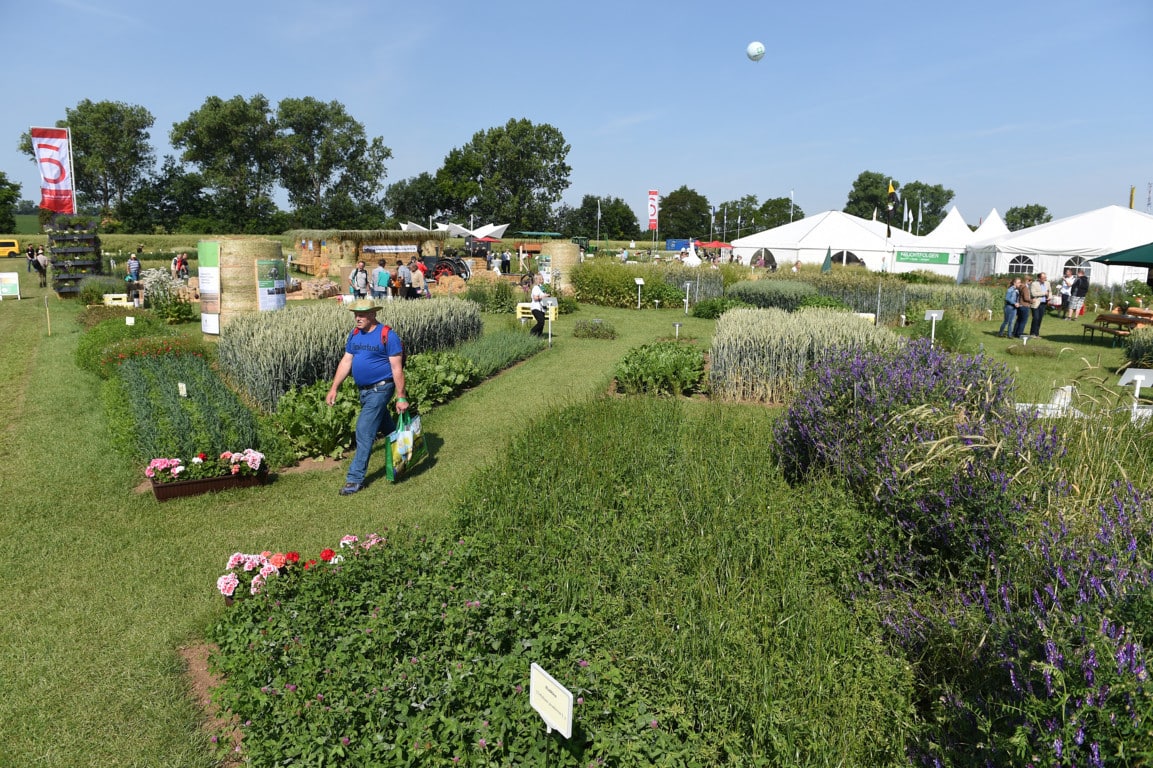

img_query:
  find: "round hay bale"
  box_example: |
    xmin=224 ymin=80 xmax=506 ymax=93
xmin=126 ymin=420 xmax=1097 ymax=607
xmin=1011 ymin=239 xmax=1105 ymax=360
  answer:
xmin=217 ymin=238 xmax=283 ymax=328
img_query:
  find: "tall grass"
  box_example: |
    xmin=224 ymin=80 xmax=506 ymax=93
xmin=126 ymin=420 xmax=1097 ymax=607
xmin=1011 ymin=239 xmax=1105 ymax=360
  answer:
xmin=454 ymin=398 xmax=913 ymax=766
xmin=709 ymin=307 xmax=901 ymax=403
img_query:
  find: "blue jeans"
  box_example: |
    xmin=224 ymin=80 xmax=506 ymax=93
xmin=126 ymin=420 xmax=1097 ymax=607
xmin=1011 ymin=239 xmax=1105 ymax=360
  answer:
xmin=999 ymin=304 xmax=1016 ymax=335
xmin=346 ymin=380 xmax=396 ymax=485
xmin=1013 ymin=307 xmax=1030 ymax=338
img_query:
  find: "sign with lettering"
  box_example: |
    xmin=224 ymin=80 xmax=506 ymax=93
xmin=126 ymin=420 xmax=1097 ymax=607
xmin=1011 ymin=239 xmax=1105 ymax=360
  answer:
xmin=530 ymin=663 xmax=573 ymax=739
xmin=0 ymin=273 xmax=20 ymax=299
xmin=896 ymin=250 xmax=962 ymax=265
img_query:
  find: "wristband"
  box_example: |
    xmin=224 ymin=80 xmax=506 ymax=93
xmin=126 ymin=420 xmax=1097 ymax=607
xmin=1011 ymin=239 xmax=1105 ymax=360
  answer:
xmin=396 ymin=397 xmax=407 ymax=403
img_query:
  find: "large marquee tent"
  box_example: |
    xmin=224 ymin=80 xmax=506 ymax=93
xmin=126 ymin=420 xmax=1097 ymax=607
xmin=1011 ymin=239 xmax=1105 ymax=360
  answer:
xmin=961 ymin=205 xmax=1153 ymax=285
xmin=730 ymin=211 xmax=914 ymax=271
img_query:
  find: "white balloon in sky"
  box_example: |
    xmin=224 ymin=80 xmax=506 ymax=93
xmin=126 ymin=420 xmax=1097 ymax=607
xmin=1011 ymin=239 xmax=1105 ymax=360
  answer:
xmin=746 ymin=41 xmax=765 ymax=62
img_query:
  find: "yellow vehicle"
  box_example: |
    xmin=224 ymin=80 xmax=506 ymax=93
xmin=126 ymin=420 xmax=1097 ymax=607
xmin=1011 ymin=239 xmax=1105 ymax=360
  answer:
xmin=0 ymin=239 xmax=18 ymax=258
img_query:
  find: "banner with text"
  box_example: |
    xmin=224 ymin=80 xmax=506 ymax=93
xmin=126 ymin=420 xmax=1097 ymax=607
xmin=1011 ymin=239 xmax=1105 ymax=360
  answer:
xmin=895 ymin=250 xmax=962 ymax=266
xmin=30 ymin=127 xmax=74 ymax=214
xmin=647 ymin=189 xmax=659 ymax=231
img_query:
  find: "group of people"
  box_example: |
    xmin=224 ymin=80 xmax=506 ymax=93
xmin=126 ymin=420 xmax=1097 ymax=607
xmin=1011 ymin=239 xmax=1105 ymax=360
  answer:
xmin=349 ymin=258 xmax=430 ymax=302
xmin=169 ymin=253 xmax=189 ymax=280
xmin=25 ymin=246 xmax=48 ymax=287
xmin=998 ymin=268 xmax=1089 ymax=339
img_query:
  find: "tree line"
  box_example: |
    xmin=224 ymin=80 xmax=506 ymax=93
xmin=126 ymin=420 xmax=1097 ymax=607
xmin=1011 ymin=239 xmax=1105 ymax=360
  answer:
xmin=0 ymin=96 xmax=1050 ymax=237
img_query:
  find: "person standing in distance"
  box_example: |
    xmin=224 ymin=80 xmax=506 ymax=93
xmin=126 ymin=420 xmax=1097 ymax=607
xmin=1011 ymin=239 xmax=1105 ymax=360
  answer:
xmin=529 ymin=275 xmax=549 ymax=337
xmin=326 ymin=299 xmax=409 ymax=495
xmin=1067 ymin=269 xmax=1090 ymax=320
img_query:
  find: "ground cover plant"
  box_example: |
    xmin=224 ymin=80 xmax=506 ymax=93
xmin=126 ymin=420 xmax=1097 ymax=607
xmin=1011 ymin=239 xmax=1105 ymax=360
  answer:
xmin=210 ymin=399 xmax=915 ymax=767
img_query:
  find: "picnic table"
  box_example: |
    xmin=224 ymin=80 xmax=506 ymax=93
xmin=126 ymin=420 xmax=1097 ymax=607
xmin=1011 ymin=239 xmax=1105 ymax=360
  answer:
xmin=1082 ymin=312 xmax=1153 ymax=345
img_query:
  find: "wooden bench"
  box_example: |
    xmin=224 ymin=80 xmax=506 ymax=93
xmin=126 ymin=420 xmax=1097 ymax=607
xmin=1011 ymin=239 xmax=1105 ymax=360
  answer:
xmin=515 ymin=302 xmax=557 ymax=323
xmin=1083 ymin=316 xmax=1132 ymax=346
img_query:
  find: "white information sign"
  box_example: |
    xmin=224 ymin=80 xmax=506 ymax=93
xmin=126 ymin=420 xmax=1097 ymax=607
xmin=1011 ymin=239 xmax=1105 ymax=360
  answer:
xmin=529 ymin=663 xmax=573 ymax=739
xmin=0 ymin=272 xmax=21 ymax=300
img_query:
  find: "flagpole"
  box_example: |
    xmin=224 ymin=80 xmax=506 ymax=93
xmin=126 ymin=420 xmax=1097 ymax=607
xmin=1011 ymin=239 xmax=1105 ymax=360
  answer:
xmin=66 ymin=127 xmax=77 ymax=214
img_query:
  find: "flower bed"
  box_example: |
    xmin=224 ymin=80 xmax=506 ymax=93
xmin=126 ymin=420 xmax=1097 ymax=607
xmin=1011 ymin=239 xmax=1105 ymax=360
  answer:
xmin=146 ymin=449 xmax=267 ymax=501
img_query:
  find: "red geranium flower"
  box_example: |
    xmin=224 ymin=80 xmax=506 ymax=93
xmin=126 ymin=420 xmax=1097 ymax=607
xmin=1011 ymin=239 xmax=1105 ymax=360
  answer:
xmin=285 ymin=551 xmax=300 ymax=564
xmin=320 ymin=548 xmax=336 ymax=562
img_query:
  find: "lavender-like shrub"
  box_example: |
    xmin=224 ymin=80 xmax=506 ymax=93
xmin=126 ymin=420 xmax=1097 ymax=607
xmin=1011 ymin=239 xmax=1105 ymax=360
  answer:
xmin=774 ymin=339 xmax=1062 ymax=584
xmin=908 ymin=484 xmax=1153 ymax=767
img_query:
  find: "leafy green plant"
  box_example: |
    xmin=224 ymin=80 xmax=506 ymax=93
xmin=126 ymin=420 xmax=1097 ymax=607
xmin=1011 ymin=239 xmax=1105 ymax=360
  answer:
xmin=906 ymin=303 xmax=975 ymax=353
xmin=404 ymin=351 xmax=480 ymax=412
xmin=614 ymin=341 xmax=705 ymax=396
xmin=572 ymin=318 xmax=618 ymax=339
xmin=797 ymin=293 xmax=851 ymax=311
xmin=271 ymin=379 xmax=359 ymax=459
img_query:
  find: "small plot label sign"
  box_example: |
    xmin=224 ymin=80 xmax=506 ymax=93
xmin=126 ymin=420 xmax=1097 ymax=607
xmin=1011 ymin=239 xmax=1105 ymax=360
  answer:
xmin=530 ymin=663 xmax=573 ymax=739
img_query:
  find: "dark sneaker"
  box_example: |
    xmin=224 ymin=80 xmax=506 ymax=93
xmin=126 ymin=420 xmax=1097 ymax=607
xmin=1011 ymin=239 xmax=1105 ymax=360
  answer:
xmin=339 ymin=482 xmax=362 ymax=495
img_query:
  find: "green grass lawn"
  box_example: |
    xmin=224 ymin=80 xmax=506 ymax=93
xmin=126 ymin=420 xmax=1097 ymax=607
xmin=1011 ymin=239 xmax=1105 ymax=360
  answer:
xmin=0 ymin=281 xmax=1132 ymax=767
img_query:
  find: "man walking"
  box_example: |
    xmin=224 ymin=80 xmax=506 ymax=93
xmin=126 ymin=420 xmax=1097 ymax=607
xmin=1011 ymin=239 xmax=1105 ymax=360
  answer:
xmin=326 ymin=299 xmax=409 ymax=495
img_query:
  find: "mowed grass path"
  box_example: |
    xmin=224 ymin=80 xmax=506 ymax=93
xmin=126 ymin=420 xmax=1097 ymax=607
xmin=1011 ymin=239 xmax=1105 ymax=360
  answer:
xmin=0 ymin=283 xmax=715 ymax=768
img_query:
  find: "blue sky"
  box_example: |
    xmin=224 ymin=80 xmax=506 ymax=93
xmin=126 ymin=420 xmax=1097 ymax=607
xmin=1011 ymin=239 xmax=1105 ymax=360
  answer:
xmin=5 ymin=0 xmax=1151 ymax=228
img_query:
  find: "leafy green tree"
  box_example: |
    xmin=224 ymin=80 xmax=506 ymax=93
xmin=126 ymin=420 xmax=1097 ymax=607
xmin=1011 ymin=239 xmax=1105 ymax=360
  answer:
xmin=15 ymin=199 xmax=37 ymax=215
xmin=435 ymin=118 xmax=571 ymax=230
xmin=384 ymin=172 xmax=444 ymax=225
xmin=0 ymin=171 xmax=19 ymax=232
xmin=1004 ymin=204 xmax=1052 ymax=231
xmin=557 ymin=195 xmax=639 ymax=239
xmin=118 ymin=156 xmax=215 ymax=233
xmin=757 ymin=196 xmax=805 ymax=229
xmin=19 ymin=100 xmax=155 ymax=214
xmin=714 ymin=195 xmax=760 ymax=239
xmin=659 ymin=186 xmax=711 ymax=239
xmin=276 ymin=97 xmax=391 ymax=229
xmin=898 ymin=181 xmax=954 ymax=234
xmin=844 ymin=170 xmax=898 ymax=222
xmin=171 ymin=94 xmax=280 ymax=232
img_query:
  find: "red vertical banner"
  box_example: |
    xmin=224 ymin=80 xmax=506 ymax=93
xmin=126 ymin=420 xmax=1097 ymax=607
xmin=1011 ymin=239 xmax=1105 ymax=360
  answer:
xmin=31 ymin=127 xmax=74 ymax=214
xmin=647 ymin=189 xmax=659 ymax=231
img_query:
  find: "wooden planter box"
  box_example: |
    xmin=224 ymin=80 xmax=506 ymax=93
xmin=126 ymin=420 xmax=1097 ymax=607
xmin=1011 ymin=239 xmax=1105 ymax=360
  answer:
xmin=151 ymin=471 xmax=269 ymax=502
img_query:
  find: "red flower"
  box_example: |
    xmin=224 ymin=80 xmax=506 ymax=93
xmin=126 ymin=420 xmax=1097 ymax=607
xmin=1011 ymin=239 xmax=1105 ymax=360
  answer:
xmin=320 ymin=548 xmax=336 ymax=562
xmin=285 ymin=551 xmax=300 ymax=564
xmin=303 ymin=559 xmax=317 ymax=570
xmin=197 ymin=452 xmax=207 ymax=461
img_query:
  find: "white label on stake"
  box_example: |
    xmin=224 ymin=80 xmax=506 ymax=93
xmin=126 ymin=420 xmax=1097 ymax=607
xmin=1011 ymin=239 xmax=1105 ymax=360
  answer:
xmin=529 ymin=663 xmax=573 ymax=739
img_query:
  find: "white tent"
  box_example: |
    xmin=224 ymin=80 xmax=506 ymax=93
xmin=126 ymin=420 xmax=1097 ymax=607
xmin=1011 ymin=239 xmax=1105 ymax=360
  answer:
xmin=961 ymin=205 xmax=1153 ymax=285
xmin=731 ymin=211 xmax=913 ymax=270
xmin=971 ymin=208 xmax=1009 ymax=241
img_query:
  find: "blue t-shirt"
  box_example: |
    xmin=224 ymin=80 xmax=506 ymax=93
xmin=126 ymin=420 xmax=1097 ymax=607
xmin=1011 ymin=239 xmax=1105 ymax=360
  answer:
xmin=345 ymin=324 xmax=403 ymax=386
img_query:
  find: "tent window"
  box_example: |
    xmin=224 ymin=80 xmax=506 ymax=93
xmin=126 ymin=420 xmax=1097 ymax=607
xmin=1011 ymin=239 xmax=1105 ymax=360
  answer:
xmin=1063 ymin=256 xmax=1092 ymax=279
xmin=1008 ymin=255 xmax=1034 ymax=275
xmin=833 ymin=250 xmax=864 ymax=266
